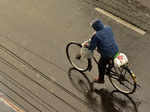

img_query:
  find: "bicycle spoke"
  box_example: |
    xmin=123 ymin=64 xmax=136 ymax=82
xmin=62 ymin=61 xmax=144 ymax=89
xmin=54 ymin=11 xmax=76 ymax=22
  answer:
xmin=123 ymin=78 xmax=134 ymax=86
xmin=109 ymin=74 xmax=120 ymax=80
xmin=119 ymin=81 xmax=131 ymax=90
xmin=110 ymin=71 xmax=116 ymax=74
xmin=66 ymin=42 xmax=89 ymax=71
xmin=109 ymin=66 xmax=136 ymax=94
xmin=110 ymin=73 xmax=121 ymax=79
xmin=121 ymin=69 xmax=126 ymax=77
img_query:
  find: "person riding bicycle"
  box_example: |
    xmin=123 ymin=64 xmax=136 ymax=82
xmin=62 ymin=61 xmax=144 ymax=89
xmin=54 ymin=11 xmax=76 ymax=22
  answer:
xmin=87 ymin=19 xmax=119 ymax=83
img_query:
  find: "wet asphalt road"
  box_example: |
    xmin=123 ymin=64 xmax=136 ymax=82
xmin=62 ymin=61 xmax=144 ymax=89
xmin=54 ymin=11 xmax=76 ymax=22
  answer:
xmin=141 ymin=0 xmax=150 ymax=8
xmin=0 ymin=0 xmax=150 ymax=112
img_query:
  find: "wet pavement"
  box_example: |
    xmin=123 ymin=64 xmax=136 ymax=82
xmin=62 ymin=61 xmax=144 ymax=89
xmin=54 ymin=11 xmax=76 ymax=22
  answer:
xmin=140 ymin=0 xmax=150 ymax=9
xmin=0 ymin=0 xmax=149 ymax=112
xmin=81 ymin=0 xmax=150 ymax=32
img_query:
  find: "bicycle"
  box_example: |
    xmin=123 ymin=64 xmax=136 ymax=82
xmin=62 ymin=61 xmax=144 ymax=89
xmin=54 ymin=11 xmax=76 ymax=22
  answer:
xmin=66 ymin=41 xmax=137 ymax=94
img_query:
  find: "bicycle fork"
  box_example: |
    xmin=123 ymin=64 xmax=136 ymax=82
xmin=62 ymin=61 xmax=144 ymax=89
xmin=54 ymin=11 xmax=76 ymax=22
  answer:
xmin=124 ymin=66 xmax=136 ymax=83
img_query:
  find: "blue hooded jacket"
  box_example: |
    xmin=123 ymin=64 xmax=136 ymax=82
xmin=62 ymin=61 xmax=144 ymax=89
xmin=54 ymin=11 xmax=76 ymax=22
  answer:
xmin=89 ymin=20 xmax=119 ymax=58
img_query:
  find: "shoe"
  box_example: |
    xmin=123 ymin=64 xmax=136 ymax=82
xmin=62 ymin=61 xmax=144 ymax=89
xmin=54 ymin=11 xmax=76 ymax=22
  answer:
xmin=93 ymin=77 xmax=105 ymax=84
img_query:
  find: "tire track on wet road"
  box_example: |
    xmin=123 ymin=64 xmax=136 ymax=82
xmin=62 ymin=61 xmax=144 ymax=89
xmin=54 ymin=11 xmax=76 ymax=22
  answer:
xmin=0 ymin=70 xmax=59 ymax=112
xmin=0 ymin=56 xmax=82 ymax=112
xmin=0 ymin=43 xmax=93 ymax=112
xmin=0 ymin=38 xmax=89 ymax=105
xmin=0 ymin=81 xmax=42 ymax=112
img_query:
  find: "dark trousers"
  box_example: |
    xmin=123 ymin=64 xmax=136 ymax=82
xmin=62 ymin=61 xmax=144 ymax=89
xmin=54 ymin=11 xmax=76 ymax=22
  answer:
xmin=98 ymin=57 xmax=112 ymax=81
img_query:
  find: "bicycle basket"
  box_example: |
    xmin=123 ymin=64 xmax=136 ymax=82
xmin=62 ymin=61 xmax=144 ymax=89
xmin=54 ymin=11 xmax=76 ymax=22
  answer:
xmin=80 ymin=39 xmax=93 ymax=59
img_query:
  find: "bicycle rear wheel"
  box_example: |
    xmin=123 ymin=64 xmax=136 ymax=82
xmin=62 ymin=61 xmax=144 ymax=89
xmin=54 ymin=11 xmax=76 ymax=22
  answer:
xmin=66 ymin=42 xmax=90 ymax=72
xmin=109 ymin=66 xmax=136 ymax=94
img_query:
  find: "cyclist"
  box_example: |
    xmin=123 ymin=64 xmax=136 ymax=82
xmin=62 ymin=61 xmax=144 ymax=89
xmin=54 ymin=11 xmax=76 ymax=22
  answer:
xmin=87 ymin=19 xmax=119 ymax=83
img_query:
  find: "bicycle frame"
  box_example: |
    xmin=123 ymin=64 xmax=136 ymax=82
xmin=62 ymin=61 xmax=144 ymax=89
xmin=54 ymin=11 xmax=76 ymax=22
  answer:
xmin=66 ymin=42 xmax=137 ymax=94
xmin=92 ymin=55 xmax=134 ymax=80
xmin=92 ymin=55 xmax=114 ymax=74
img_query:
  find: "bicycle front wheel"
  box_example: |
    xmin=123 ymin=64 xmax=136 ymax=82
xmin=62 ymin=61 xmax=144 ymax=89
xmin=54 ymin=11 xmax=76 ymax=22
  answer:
xmin=66 ymin=42 xmax=90 ymax=72
xmin=109 ymin=66 xmax=136 ymax=94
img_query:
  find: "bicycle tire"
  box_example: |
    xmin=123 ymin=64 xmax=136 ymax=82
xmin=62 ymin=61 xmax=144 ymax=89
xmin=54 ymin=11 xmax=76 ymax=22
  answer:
xmin=109 ymin=66 xmax=136 ymax=94
xmin=66 ymin=42 xmax=90 ymax=72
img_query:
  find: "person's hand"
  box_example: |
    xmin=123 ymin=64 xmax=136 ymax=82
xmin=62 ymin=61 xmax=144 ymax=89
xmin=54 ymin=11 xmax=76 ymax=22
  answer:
xmin=82 ymin=39 xmax=91 ymax=48
xmin=82 ymin=41 xmax=89 ymax=48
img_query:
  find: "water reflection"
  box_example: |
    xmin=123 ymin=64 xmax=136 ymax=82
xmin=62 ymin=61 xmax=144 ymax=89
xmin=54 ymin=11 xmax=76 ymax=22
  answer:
xmin=68 ymin=67 xmax=92 ymax=95
xmin=68 ymin=67 xmax=139 ymax=112
xmin=87 ymin=89 xmax=139 ymax=112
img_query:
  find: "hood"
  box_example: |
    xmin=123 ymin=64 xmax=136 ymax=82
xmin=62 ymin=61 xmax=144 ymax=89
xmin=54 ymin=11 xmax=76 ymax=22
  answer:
xmin=92 ymin=19 xmax=104 ymax=31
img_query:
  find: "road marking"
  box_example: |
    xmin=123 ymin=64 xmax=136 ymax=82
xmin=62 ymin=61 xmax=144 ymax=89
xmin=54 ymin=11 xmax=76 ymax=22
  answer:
xmin=50 ymin=76 xmax=56 ymax=82
xmin=0 ymin=96 xmax=24 ymax=112
xmin=95 ymin=7 xmax=146 ymax=35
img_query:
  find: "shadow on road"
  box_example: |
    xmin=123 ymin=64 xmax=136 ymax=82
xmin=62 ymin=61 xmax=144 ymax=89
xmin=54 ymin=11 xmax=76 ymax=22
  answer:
xmin=92 ymin=89 xmax=138 ymax=112
xmin=68 ymin=67 xmax=92 ymax=95
xmin=68 ymin=67 xmax=140 ymax=112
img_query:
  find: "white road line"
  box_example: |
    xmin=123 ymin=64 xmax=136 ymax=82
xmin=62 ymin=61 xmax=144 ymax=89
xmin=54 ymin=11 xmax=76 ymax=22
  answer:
xmin=95 ymin=7 xmax=146 ymax=35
